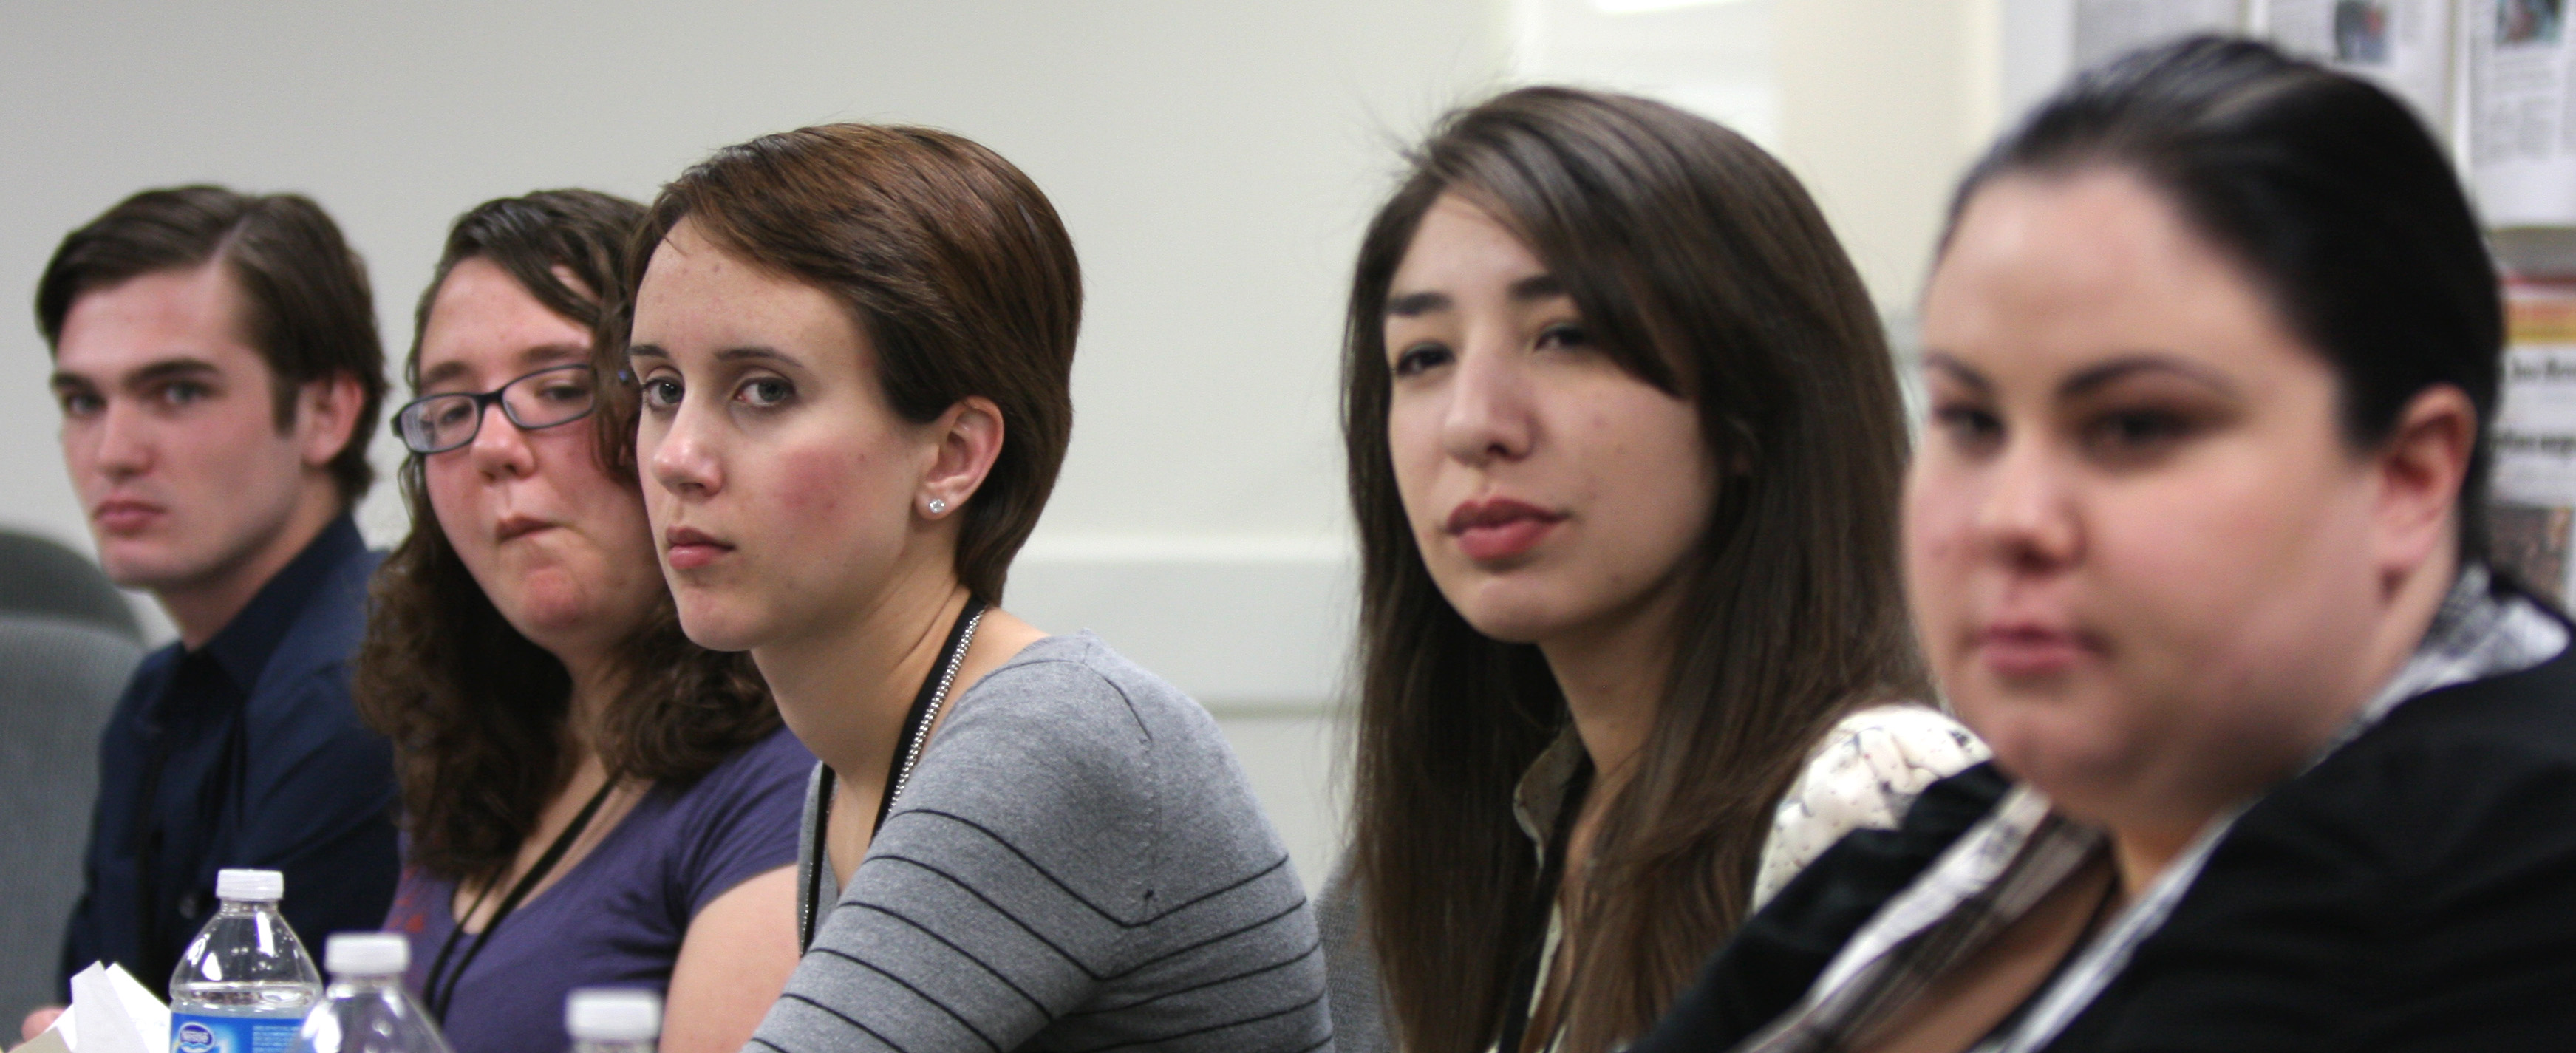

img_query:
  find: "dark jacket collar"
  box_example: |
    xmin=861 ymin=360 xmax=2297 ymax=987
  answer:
xmin=194 ymin=514 xmax=367 ymax=690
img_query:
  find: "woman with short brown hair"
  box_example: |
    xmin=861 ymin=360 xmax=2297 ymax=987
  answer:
xmin=619 ymin=124 xmax=1329 ymax=1052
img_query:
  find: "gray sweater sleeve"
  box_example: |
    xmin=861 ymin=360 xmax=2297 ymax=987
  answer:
xmin=751 ymin=633 xmax=1333 ymax=1053
xmin=1316 ymin=861 xmax=1391 ymax=1053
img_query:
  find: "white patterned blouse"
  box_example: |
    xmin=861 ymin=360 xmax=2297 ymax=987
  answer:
xmin=1318 ymin=703 xmax=1989 ymax=1053
xmin=1752 ymin=703 xmax=1991 ymax=907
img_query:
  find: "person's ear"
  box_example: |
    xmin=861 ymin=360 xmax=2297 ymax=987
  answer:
xmin=296 ymin=372 xmax=368 ymax=470
xmin=2370 ymin=384 xmax=2476 ymax=590
xmin=916 ymin=395 xmax=1006 ymax=521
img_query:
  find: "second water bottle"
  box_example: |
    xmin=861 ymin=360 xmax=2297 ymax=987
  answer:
xmin=284 ymin=933 xmax=454 ymax=1053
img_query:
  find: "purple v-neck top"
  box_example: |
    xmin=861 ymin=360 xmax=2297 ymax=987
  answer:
xmin=384 ymin=727 xmax=811 ymax=1053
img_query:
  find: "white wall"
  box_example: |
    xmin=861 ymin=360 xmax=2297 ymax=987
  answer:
xmin=1510 ymin=0 xmax=2010 ymax=389
xmin=2 ymin=0 xmax=2053 ymax=893
xmin=1507 ymin=0 xmax=1780 ymax=147
xmin=1 ymin=0 xmax=1511 ymax=889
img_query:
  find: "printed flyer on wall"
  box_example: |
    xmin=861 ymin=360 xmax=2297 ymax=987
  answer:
xmin=2490 ymin=279 xmax=2576 ymax=603
xmin=2473 ymin=0 xmax=2576 ymax=225
xmin=2258 ymin=0 xmax=2456 ymax=134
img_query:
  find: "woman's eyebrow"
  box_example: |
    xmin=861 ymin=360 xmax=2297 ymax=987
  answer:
xmin=418 ymin=359 xmax=471 ymax=388
xmin=1386 ymin=273 xmax=1564 ymax=319
xmin=1508 ymin=273 xmax=1565 ymax=302
xmin=715 ymin=346 xmax=797 ymax=365
xmin=623 ymin=344 xmax=797 ymax=367
xmin=1921 ymin=352 xmax=1992 ymax=393
xmin=2058 ymin=354 xmax=2240 ymax=400
xmin=1386 ymin=290 xmax=1449 ymax=318
xmin=519 ymin=342 xmax=591 ymax=369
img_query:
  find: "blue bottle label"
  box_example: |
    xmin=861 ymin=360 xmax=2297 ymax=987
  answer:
xmin=170 ymin=1013 xmax=301 ymax=1053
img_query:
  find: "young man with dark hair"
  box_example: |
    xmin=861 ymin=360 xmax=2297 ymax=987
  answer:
xmin=24 ymin=185 xmax=398 ymax=1024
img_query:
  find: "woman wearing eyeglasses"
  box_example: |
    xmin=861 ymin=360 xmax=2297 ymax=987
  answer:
xmin=355 ymin=190 xmax=811 ymax=1053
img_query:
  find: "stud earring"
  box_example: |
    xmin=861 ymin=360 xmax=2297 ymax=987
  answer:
xmin=927 ymin=497 xmax=948 ymax=515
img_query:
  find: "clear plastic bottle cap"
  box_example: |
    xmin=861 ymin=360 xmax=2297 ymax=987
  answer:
xmin=325 ymin=933 xmax=409 ymax=976
xmin=214 ymin=869 xmax=284 ymax=902
xmin=566 ymin=988 xmax=661 ymax=1042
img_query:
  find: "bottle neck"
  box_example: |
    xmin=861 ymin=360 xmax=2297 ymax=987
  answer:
xmin=571 ymin=1039 xmax=655 ymax=1053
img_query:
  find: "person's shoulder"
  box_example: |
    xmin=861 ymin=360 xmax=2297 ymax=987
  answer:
xmin=2303 ymin=648 xmax=2576 ymax=797
xmin=2255 ymin=657 xmax=2576 ymax=881
xmin=2100 ymin=663 xmax=2576 ymax=1043
xmin=1638 ymin=762 xmax=2011 ymax=1053
xmin=2355 ymin=646 xmax=2576 ymax=769
xmin=651 ymin=726 xmax=807 ymax=904
xmin=1756 ymin=703 xmax=1991 ymax=906
xmin=949 ymin=632 xmax=1221 ymax=749
xmin=907 ymin=633 xmax=1267 ymax=849
xmin=261 ymin=543 xmax=382 ymax=686
xmin=677 ymin=725 xmax=817 ymax=803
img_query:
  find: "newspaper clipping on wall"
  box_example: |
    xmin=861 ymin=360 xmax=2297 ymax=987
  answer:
xmin=2472 ymin=0 xmax=2576 ymax=225
xmin=2258 ymin=0 xmax=2456 ymax=134
xmin=2491 ymin=281 xmax=2576 ymax=603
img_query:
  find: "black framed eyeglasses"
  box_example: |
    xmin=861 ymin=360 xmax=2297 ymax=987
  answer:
xmin=392 ymin=364 xmax=600 ymax=455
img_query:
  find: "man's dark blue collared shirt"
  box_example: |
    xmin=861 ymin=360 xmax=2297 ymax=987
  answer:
xmin=61 ymin=514 xmax=397 ymax=996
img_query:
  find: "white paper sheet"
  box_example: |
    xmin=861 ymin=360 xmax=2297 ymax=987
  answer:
xmin=13 ymin=964 xmax=168 ymax=1053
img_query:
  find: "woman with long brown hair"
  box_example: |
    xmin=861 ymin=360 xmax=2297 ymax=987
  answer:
xmin=1321 ymin=87 xmax=1984 ymax=1053
xmin=357 ymin=190 xmax=808 ymax=1053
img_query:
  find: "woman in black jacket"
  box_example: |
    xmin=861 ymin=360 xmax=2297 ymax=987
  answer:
xmin=1632 ymin=35 xmax=2576 ymax=1053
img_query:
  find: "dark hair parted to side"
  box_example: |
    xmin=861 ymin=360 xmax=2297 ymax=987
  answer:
xmin=355 ymin=190 xmax=777 ymax=886
xmin=1343 ymin=87 xmax=1926 ymax=1053
xmin=35 ymin=185 xmax=387 ymax=506
xmin=1947 ymin=35 xmax=2501 ymax=561
xmin=604 ymin=123 xmax=1081 ymax=602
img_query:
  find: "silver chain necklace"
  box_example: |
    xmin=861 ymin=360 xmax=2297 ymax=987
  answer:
xmin=887 ymin=604 xmax=984 ymax=809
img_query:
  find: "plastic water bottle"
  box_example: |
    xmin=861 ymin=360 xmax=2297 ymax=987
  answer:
xmin=284 ymin=933 xmax=454 ymax=1053
xmin=169 ymin=869 xmax=322 ymax=1053
xmin=565 ymin=989 xmax=660 ymax=1053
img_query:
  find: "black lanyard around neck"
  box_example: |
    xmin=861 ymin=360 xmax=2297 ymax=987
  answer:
xmin=1497 ymin=760 xmax=1592 ymax=1053
xmin=798 ymin=596 xmax=988 ymax=948
xmin=423 ymin=776 xmax=619 ymax=1021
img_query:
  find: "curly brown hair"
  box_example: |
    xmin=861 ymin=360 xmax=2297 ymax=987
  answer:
xmin=355 ymin=189 xmax=779 ymax=887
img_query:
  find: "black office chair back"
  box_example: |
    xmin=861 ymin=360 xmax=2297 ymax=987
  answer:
xmin=0 ymin=531 xmax=140 ymax=641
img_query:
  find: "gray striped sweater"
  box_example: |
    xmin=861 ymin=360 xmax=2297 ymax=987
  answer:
xmin=750 ymin=633 xmax=1332 ymax=1053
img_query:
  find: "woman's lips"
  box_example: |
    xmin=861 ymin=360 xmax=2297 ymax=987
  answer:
xmin=1445 ymin=497 xmax=1567 ymax=562
xmin=1975 ymin=624 xmax=2099 ymax=678
xmin=663 ymin=526 xmax=732 ymax=570
xmin=494 ymin=516 xmax=553 ymax=542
